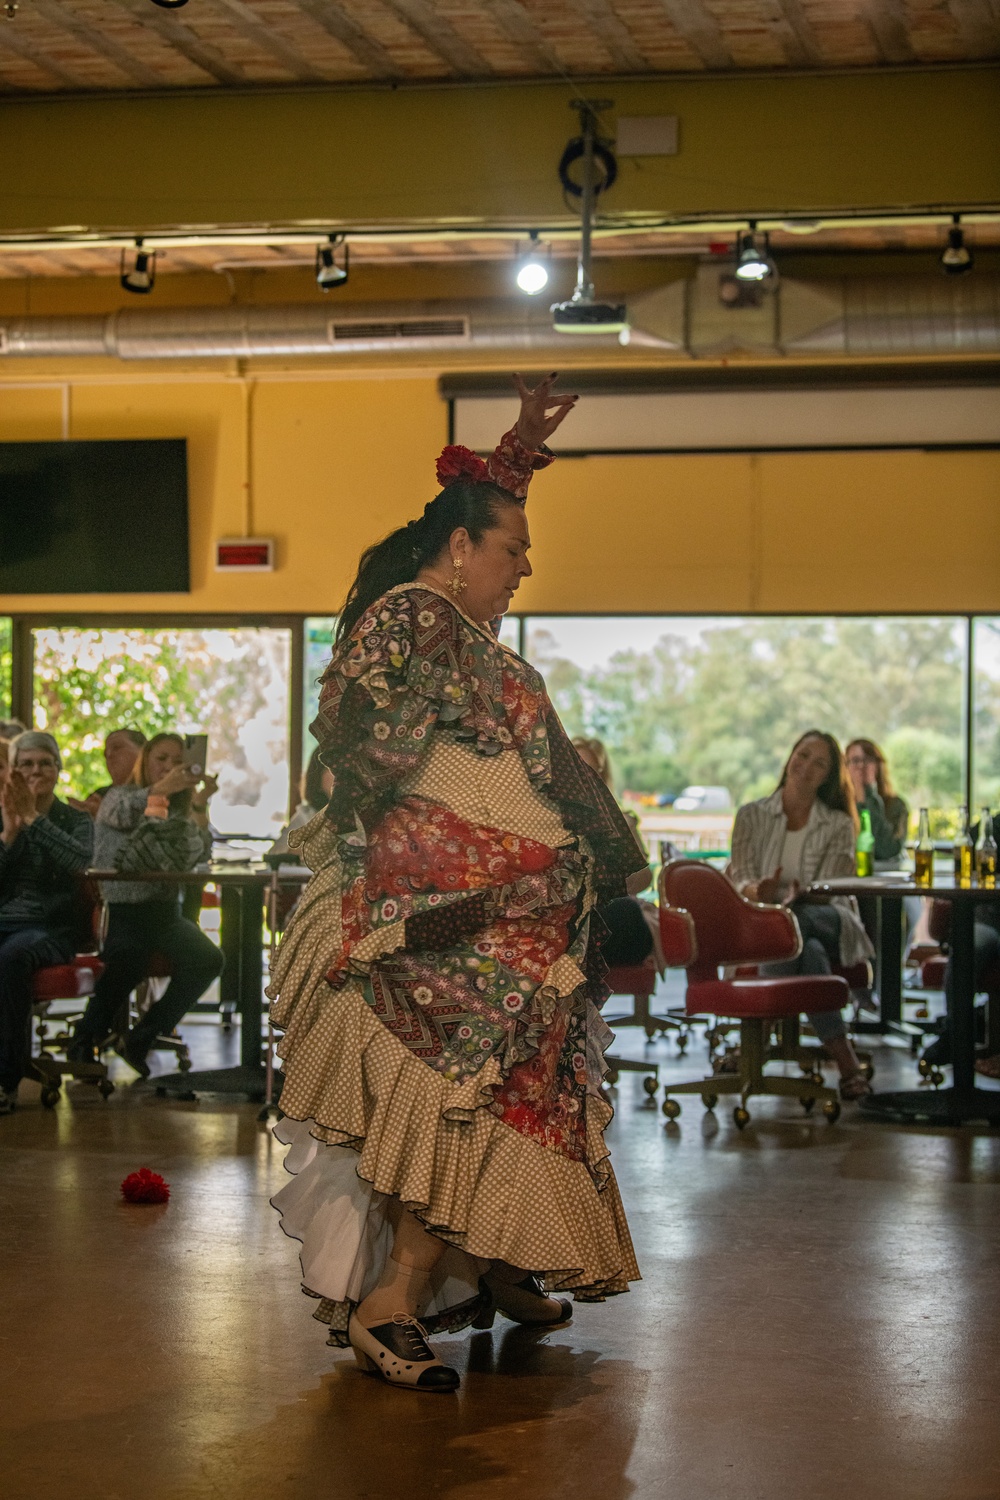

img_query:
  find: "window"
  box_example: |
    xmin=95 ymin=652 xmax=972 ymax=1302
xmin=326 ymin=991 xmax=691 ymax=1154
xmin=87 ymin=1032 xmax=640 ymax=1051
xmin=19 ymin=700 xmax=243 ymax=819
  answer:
xmin=0 ymin=617 xmax=11 ymax=722
xmin=32 ymin=626 xmax=291 ymax=838
xmin=974 ymin=617 xmax=1000 ymax=816
xmin=525 ymin=615 xmax=967 ymax=844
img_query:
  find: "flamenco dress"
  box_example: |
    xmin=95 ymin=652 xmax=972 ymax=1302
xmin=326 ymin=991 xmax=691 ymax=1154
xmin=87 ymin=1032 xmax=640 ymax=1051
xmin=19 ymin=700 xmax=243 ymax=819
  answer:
xmin=268 ymin=435 xmax=645 ymax=1345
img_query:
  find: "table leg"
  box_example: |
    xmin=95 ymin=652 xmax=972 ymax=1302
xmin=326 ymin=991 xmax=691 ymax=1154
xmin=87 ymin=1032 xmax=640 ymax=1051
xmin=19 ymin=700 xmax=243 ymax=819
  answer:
xmin=238 ymin=884 xmax=265 ymax=1073
xmin=875 ymin=896 xmax=903 ymax=1026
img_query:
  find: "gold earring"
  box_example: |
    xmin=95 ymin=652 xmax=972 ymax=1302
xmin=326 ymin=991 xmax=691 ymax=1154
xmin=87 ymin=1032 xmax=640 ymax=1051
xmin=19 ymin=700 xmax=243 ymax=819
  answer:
xmin=449 ymin=556 xmax=467 ymax=595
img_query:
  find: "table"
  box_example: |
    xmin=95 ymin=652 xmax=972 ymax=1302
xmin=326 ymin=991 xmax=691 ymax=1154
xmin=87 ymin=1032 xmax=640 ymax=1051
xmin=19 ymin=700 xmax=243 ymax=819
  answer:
xmin=87 ymin=862 xmax=310 ymax=1100
xmin=808 ymin=874 xmax=1000 ymax=1126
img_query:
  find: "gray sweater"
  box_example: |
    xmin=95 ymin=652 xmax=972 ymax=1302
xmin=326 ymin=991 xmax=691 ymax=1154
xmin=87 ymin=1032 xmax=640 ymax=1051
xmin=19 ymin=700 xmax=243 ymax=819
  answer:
xmin=96 ymin=786 xmax=212 ymax=904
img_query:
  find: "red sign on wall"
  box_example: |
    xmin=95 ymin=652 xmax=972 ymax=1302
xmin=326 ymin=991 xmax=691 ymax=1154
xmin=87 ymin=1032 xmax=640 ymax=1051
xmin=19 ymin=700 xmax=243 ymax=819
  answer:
xmin=215 ymin=538 xmax=274 ymax=572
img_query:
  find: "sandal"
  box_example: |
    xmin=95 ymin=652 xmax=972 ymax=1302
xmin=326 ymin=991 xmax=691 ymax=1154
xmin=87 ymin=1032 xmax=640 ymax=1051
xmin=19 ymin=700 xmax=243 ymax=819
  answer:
xmin=974 ymin=1054 xmax=1000 ymax=1080
xmin=839 ymin=1070 xmax=873 ymax=1102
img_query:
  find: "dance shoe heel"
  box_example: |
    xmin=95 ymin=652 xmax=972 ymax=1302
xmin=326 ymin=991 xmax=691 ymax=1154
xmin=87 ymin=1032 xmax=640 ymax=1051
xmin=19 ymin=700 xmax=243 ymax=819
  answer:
xmin=477 ymin=1275 xmax=573 ymax=1329
xmin=348 ymin=1313 xmax=459 ymax=1392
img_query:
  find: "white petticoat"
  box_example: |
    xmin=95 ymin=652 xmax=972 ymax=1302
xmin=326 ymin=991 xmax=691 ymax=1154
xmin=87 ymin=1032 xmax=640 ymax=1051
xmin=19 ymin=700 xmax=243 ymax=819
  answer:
xmin=271 ymin=1117 xmax=487 ymax=1316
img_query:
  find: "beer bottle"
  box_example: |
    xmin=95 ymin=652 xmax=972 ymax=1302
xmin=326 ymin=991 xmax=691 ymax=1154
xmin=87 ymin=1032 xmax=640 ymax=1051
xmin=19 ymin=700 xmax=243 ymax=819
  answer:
xmin=953 ymin=805 xmax=973 ymax=886
xmin=914 ymin=808 xmax=933 ymax=888
xmin=976 ymin=809 xmax=997 ymax=889
xmin=856 ymin=808 xmax=875 ymax=878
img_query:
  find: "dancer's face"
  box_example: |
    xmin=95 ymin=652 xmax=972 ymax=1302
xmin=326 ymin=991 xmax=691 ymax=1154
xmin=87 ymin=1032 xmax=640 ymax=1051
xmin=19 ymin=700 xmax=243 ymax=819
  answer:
xmin=449 ymin=502 xmax=533 ymax=622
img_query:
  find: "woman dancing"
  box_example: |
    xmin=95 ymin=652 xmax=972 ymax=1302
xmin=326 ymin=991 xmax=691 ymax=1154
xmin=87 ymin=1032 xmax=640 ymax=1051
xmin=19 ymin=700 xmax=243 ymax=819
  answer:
xmin=268 ymin=376 xmax=646 ymax=1393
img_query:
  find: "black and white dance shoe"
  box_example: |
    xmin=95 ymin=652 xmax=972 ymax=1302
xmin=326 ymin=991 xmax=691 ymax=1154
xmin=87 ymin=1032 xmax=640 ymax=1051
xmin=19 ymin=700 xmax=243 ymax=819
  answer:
xmin=348 ymin=1313 xmax=460 ymax=1392
xmin=472 ymin=1273 xmax=573 ymax=1330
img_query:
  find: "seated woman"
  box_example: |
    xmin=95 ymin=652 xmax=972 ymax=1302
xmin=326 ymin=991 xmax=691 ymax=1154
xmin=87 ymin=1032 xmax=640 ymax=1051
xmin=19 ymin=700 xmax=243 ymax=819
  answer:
xmin=268 ymin=746 xmax=335 ymax=861
xmin=70 ymin=732 xmax=224 ymax=1076
xmin=572 ymin=736 xmax=657 ymax=969
xmin=728 ymin=730 xmax=874 ymax=1102
xmin=844 ymin=738 xmax=909 ymax=870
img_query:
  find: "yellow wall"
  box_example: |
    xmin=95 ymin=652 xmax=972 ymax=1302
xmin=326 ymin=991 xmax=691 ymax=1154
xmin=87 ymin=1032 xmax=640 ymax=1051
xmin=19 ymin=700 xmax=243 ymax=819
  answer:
xmin=1 ymin=373 xmax=997 ymax=617
xmin=1 ymin=68 xmax=997 ymax=234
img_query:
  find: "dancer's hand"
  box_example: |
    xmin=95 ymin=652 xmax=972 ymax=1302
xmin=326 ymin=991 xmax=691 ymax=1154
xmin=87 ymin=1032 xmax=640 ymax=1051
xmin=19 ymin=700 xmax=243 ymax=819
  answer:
xmin=513 ymin=372 xmax=578 ymax=452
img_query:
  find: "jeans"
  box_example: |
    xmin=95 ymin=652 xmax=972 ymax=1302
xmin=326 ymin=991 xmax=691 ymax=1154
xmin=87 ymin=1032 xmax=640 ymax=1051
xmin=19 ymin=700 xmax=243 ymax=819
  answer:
xmin=945 ymin=922 xmax=1000 ymax=1012
xmin=761 ymin=902 xmax=847 ymax=1043
xmin=76 ymin=901 xmax=224 ymax=1055
xmin=0 ymin=925 xmax=74 ymax=1093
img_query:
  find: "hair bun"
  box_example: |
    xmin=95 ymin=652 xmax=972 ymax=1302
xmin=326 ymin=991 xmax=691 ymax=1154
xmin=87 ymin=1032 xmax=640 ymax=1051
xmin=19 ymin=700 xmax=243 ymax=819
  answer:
xmin=436 ymin=444 xmax=491 ymax=487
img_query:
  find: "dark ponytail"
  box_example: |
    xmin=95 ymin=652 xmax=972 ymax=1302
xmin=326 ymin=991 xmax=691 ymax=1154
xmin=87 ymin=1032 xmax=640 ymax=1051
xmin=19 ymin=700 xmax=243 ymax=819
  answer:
xmin=336 ymin=478 xmax=515 ymax=642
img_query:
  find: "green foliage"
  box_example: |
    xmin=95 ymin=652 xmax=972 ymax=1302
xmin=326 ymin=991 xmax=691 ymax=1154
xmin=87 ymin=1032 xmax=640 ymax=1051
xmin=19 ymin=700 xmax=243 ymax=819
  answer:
xmin=33 ymin=629 xmax=268 ymax=800
xmin=529 ymin=617 xmax=968 ymax=817
xmin=0 ymin=617 xmax=10 ymax=719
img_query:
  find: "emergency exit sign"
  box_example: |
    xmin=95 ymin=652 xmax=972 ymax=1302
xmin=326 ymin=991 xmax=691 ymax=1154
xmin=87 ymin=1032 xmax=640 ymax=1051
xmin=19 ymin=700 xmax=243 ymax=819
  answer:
xmin=215 ymin=538 xmax=274 ymax=572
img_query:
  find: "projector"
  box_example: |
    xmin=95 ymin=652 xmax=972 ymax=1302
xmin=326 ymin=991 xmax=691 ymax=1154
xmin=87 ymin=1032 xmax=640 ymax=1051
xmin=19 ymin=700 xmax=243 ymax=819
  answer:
xmin=550 ymin=298 xmax=628 ymax=334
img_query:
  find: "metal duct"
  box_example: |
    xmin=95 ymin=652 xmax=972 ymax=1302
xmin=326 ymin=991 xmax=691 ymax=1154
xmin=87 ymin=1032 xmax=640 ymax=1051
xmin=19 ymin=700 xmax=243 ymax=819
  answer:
xmin=0 ymin=278 xmax=997 ymax=360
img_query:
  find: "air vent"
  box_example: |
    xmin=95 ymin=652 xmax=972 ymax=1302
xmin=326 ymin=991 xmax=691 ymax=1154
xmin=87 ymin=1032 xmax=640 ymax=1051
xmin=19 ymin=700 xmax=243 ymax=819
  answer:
xmin=328 ymin=317 xmax=469 ymax=342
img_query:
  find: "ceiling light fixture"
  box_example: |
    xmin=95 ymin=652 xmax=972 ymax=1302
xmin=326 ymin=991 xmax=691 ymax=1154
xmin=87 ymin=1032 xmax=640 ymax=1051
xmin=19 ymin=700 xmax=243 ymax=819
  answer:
xmin=120 ymin=238 xmax=156 ymax=295
xmin=516 ymin=232 xmax=549 ymax=295
xmin=315 ymin=234 xmax=348 ymax=290
xmin=734 ymin=223 xmax=775 ymax=284
xmin=940 ymin=213 xmax=974 ymax=276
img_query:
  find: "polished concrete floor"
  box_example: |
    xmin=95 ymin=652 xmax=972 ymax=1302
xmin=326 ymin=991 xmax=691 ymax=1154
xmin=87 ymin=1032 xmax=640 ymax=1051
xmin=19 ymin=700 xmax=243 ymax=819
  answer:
xmin=3 ymin=1006 xmax=999 ymax=1500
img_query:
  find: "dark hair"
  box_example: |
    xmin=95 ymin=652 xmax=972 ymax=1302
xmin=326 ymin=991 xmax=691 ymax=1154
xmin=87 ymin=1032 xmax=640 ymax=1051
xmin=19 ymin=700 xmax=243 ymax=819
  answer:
xmin=336 ymin=477 xmax=517 ymax=642
xmin=845 ymin=737 xmax=896 ymax=802
xmin=107 ymin=727 xmax=147 ymax=750
xmin=301 ymin=745 xmax=332 ymax=812
xmin=779 ymin=729 xmax=858 ymax=831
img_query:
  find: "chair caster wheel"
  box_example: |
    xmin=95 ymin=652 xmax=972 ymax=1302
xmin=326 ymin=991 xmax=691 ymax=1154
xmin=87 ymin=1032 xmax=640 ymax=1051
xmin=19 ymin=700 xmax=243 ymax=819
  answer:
xmin=915 ymin=1006 xmax=929 ymax=1019
xmin=97 ymin=1078 xmax=115 ymax=1099
xmin=858 ymin=1060 xmax=874 ymax=1082
xmin=178 ymin=1058 xmax=192 ymax=1073
xmin=801 ymin=1097 xmax=815 ymax=1113
xmin=41 ymin=1086 xmax=61 ymax=1109
xmin=676 ymin=1034 xmax=688 ymax=1054
xmin=701 ymin=1093 xmax=718 ymax=1111
xmin=733 ymin=1106 xmax=750 ymax=1129
xmin=606 ymin=1068 xmax=619 ymax=1087
xmin=917 ymin=1056 xmax=931 ymax=1077
xmin=642 ymin=1076 xmax=659 ymax=1097
xmin=822 ymin=1099 xmax=841 ymax=1123
xmin=662 ymin=1098 xmax=681 ymax=1121
xmin=930 ymin=1069 xmax=944 ymax=1087
xmin=811 ymin=1071 xmax=825 ymax=1087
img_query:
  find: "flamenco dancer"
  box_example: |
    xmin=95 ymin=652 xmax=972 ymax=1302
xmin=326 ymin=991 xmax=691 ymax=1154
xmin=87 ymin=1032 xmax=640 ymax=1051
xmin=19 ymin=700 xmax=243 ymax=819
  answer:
xmin=268 ymin=375 xmax=648 ymax=1393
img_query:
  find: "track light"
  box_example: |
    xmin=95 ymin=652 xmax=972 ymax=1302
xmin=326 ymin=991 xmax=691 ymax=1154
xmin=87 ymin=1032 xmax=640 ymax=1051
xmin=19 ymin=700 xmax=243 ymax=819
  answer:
xmin=941 ymin=214 xmax=974 ymax=276
xmin=316 ymin=235 xmax=348 ymax=290
xmin=734 ymin=223 xmax=775 ymax=284
xmin=120 ymin=239 xmax=155 ymax=295
xmin=516 ymin=233 xmax=549 ymax=295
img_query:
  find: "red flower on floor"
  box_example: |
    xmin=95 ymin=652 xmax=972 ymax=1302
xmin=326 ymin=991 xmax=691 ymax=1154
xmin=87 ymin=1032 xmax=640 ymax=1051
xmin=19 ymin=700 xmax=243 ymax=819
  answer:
xmin=120 ymin=1168 xmax=170 ymax=1204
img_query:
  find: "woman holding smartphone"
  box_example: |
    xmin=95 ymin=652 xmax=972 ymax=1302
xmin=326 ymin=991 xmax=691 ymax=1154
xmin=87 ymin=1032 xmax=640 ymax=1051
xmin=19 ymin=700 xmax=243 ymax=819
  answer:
xmin=70 ymin=732 xmax=224 ymax=1075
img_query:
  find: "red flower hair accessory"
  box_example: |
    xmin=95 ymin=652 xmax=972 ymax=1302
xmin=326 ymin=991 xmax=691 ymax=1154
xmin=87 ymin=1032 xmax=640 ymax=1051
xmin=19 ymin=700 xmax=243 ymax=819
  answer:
xmin=120 ymin=1167 xmax=170 ymax=1204
xmin=436 ymin=444 xmax=491 ymax=488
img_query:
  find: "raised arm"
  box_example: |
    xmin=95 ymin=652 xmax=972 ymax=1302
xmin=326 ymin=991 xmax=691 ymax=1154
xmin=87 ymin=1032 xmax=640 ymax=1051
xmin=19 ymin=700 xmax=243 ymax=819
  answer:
xmin=486 ymin=373 xmax=577 ymax=500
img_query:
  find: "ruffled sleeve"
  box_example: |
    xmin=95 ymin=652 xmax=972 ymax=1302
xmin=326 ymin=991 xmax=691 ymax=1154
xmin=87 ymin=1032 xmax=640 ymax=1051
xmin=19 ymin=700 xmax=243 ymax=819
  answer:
xmin=312 ymin=587 xmax=506 ymax=834
xmin=486 ymin=426 xmax=553 ymax=501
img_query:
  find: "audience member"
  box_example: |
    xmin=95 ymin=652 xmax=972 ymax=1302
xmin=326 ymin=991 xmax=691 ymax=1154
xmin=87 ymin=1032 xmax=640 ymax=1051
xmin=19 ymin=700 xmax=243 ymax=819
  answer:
xmin=69 ymin=732 xmax=223 ymax=1077
xmin=728 ymin=729 xmax=874 ymax=1101
xmin=268 ymin=746 xmax=334 ymax=860
xmin=845 ymin=738 xmax=909 ymax=868
xmin=68 ymin=728 xmax=147 ymax=815
xmin=0 ymin=731 xmax=93 ymax=1115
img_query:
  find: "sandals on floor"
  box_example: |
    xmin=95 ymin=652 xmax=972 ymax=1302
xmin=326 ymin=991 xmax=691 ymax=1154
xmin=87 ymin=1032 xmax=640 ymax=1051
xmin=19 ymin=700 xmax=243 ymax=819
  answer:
xmin=839 ymin=1070 xmax=873 ymax=1102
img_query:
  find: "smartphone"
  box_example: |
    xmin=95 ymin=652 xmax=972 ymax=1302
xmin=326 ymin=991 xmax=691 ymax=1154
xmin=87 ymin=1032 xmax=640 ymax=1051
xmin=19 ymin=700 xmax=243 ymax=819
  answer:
xmin=182 ymin=733 xmax=209 ymax=778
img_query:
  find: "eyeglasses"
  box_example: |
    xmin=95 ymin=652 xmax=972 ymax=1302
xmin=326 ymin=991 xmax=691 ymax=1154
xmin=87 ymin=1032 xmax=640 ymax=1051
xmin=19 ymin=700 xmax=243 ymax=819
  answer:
xmin=845 ymin=755 xmax=869 ymax=768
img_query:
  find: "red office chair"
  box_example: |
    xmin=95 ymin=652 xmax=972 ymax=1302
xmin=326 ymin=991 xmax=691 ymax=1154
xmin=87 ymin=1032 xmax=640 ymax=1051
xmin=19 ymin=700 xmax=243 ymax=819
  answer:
xmin=658 ymin=861 xmax=849 ymax=1129
xmin=917 ymin=899 xmax=1000 ymax=1063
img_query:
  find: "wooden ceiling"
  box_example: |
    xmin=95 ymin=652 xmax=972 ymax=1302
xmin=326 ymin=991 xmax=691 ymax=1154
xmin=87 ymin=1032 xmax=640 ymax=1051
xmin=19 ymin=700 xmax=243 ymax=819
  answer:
xmin=0 ymin=0 xmax=995 ymax=94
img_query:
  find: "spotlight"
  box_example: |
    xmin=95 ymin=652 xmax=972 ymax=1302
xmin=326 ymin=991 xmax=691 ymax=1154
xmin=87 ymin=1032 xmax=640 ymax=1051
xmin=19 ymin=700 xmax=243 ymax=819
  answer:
xmin=316 ymin=234 xmax=348 ymax=291
xmin=941 ymin=214 xmax=974 ymax=276
xmin=120 ymin=239 xmax=155 ymax=295
xmin=516 ymin=233 xmax=549 ymax=295
xmin=734 ymin=223 xmax=775 ymax=284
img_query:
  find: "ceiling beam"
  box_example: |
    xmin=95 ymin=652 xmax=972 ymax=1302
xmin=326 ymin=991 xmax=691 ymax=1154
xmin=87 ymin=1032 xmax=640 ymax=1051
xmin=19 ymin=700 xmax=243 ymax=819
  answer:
xmin=107 ymin=0 xmax=249 ymax=87
xmin=381 ymin=0 xmax=494 ymax=77
xmin=294 ymin=0 xmax=402 ymax=79
xmin=771 ymin=0 xmax=825 ymax=67
xmin=656 ymin=0 xmax=734 ymax=69
xmin=480 ymin=0 xmax=565 ymax=73
xmin=947 ymin=0 xmax=1000 ymax=58
xmin=32 ymin=0 xmax=165 ymax=88
xmin=574 ymin=0 xmax=649 ymax=72
xmin=207 ymin=0 xmax=329 ymax=82
xmin=862 ymin=0 xmax=917 ymax=64
xmin=0 ymin=21 xmax=86 ymax=89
